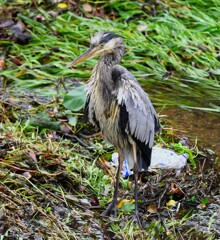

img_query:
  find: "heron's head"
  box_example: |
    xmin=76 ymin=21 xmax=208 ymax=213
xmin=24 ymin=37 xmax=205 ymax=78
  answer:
xmin=68 ymin=32 xmax=124 ymax=67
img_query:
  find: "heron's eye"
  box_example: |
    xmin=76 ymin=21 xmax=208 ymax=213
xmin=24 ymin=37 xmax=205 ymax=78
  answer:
xmin=100 ymin=43 xmax=105 ymax=48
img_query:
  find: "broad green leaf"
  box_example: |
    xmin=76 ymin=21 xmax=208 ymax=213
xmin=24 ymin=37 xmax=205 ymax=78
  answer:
xmin=67 ymin=115 xmax=78 ymax=127
xmin=63 ymin=85 xmax=86 ymax=112
xmin=120 ymin=201 xmax=135 ymax=212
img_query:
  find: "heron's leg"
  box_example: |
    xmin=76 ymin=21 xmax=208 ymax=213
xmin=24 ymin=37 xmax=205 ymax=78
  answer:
xmin=129 ymin=136 xmax=142 ymax=228
xmin=101 ymin=148 xmax=123 ymax=217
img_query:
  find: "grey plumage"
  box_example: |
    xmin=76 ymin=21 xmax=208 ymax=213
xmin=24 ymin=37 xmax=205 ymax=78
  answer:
xmin=68 ymin=32 xmax=160 ymax=226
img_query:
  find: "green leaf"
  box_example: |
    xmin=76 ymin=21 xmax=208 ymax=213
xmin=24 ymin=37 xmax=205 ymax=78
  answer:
xmin=63 ymin=85 xmax=86 ymax=112
xmin=201 ymin=198 xmax=209 ymax=205
xmin=67 ymin=115 xmax=78 ymax=127
xmin=120 ymin=202 xmax=135 ymax=213
xmin=28 ymin=112 xmax=61 ymax=131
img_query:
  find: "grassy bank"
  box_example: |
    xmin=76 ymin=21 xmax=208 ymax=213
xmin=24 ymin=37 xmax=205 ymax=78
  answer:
xmin=1 ymin=0 xmax=220 ymax=110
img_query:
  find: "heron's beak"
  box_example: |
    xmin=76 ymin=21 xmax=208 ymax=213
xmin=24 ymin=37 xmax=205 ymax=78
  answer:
xmin=68 ymin=47 xmax=99 ymax=68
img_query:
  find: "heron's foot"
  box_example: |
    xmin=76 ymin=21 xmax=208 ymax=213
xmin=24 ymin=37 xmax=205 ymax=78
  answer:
xmin=128 ymin=210 xmax=143 ymax=229
xmin=101 ymin=200 xmax=117 ymax=218
xmin=133 ymin=213 xmax=143 ymax=229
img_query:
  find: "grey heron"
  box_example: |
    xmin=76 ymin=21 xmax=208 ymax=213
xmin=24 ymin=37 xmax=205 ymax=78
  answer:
xmin=68 ymin=32 xmax=160 ymax=226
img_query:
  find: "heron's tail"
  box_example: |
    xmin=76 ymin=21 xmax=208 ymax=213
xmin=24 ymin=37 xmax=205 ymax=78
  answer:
xmin=124 ymin=140 xmax=152 ymax=172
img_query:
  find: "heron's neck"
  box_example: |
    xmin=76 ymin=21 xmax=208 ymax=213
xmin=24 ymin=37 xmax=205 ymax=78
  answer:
xmin=90 ymin=46 xmax=124 ymax=100
xmin=101 ymin=51 xmax=122 ymax=67
xmin=89 ymin=52 xmax=121 ymax=104
xmin=96 ymin=49 xmax=124 ymax=81
xmin=94 ymin=59 xmax=114 ymax=92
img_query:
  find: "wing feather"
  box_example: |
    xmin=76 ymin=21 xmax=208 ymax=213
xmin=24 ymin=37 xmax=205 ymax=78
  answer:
xmin=114 ymin=65 xmax=160 ymax=148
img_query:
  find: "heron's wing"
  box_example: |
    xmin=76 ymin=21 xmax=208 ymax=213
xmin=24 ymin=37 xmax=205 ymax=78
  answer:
xmin=113 ymin=65 xmax=160 ymax=148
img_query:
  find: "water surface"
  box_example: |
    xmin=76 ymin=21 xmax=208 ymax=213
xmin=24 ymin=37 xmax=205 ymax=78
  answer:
xmin=160 ymin=108 xmax=220 ymax=157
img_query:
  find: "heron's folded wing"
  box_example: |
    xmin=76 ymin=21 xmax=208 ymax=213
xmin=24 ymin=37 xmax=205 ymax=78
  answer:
xmin=114 ymin=66 xmax=160 ymax=148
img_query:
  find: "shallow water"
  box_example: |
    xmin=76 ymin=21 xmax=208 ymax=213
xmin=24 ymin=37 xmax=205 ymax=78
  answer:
xmin=160 ymin=108 xmax=220 ymax=157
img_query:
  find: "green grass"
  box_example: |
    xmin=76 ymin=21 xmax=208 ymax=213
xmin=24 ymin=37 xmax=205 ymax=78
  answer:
xmin=1 ymin=93 xmax=218 ymax=239
xmin=1 ymin=0 xmax=220 ymax=111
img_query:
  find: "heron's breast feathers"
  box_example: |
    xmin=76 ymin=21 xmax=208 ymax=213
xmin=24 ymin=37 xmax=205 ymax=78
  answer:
xmin=85 ymin=64 xmax=160 ymax=149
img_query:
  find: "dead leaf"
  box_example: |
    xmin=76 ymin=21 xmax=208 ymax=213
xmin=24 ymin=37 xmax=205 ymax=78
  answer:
xmin=197 ymin=203 xmax=206 ymax=209
xmin=0 ymin=186 xmax=6 ymax=191
xmin=117 ymin=199 xmax=135 ymax=209
xmin=146 ymin=204 xmax=158 ymax=213
xmin=166 ymin=199 xmax=176 ymax=207
xmin=0 ymin=59 xmax=5 ymax=70
xmin=83 ymin=3 xmax=93 ymax=12
xmin=169 ymin=183 xmax=185 ymax=196
xmin=9 ymin=55 xmax=22 ymax=66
